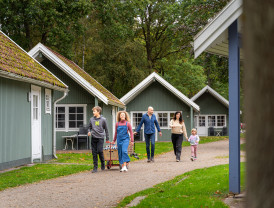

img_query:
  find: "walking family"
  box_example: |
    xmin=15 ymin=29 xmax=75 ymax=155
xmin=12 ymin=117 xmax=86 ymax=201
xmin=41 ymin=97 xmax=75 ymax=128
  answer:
xmin=88 ymin=106 xmax=199 ymax=173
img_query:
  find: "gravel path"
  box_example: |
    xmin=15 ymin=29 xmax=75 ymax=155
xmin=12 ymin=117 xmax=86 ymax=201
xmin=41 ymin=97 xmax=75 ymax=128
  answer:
xmin=0 ymin=140 xmax=242 ymax=208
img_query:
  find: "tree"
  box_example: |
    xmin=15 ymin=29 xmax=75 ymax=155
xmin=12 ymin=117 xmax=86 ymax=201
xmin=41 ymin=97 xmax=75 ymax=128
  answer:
xmin=0 ymin=0 xmax=92 ymax=57
xmin=163 ymin=58 xmax=207 ymax=97
xmin=134 ymin=0 xmax=230 ymax=74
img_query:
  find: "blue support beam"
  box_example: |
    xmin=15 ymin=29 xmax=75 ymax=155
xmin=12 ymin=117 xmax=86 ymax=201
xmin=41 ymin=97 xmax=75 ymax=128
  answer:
xmin=228 ymin=19 xmax=241 ymax=194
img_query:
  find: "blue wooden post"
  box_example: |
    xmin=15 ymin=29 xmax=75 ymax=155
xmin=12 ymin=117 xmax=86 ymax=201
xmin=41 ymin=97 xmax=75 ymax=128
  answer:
xmin=228 ymin=19 xmax=240 ymax=194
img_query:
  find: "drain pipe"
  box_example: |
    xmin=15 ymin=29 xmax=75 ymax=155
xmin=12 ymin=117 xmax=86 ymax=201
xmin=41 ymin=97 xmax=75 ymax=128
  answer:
xmin=53 ymin=91 xmax=68 ymax=159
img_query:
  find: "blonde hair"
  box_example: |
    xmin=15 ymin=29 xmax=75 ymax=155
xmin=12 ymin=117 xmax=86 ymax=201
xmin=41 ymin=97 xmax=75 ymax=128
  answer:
xmin=191 ymin=128 xmax=197 ymax=133
xmin=116 ymin=111 xmax=130 ymax=122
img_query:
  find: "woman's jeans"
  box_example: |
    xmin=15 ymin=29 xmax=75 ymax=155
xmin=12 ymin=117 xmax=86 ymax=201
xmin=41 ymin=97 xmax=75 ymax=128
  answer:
xmin=144 ymin=133 xmax=155 ymax=159
xmin=171 ymin=133 xmax=183 ymax=160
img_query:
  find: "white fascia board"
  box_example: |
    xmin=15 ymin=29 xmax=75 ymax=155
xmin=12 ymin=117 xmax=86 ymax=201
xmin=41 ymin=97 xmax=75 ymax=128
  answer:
xmin=29 ymin=43 xmax=109 ymax=105
xmin=191 ymin=85 xmax=229 ymax=108
xmin=194 ymin=0 xmax=243 ymax=58
xmin=0 ymin=70 xmax=68 ymax=92
xmin=121 ymin=72 xmax=200 ymax=112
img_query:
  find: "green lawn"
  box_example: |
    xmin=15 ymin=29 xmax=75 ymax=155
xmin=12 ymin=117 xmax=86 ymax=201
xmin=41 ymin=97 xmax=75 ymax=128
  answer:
xmin=116 ymin=162 xmax=245 ymax=208
xmin=0 ymin=164 xmax=90 ymax=191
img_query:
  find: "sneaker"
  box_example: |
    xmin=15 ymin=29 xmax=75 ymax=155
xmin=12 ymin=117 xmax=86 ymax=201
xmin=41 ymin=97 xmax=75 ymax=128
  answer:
xmin=194 ymin=157 xmax=197 ymax=161
xmin=190 ymin=157 xmax=194 ymax=161
xmin=176 ymin=159 xmax=180 ymax=162
xmin=147 ymin=159 xmax=151 ymax=163
xmin=151 ymin=158 xmax=154 ymax=162
xmin=92 ymin=169 xmax=97 ymax=173
xmin=121 ymin=166 xmax=128 ymax=172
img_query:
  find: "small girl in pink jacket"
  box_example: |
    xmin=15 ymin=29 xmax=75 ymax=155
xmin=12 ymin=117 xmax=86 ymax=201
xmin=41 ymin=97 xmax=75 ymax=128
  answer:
xmin=188 ymin=128 xmax=200 ymax=161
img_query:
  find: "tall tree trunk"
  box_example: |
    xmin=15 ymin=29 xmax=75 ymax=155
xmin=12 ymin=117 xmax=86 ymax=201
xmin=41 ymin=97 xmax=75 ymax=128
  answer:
xmin=244 ymin=1 xmax=274 ymax=207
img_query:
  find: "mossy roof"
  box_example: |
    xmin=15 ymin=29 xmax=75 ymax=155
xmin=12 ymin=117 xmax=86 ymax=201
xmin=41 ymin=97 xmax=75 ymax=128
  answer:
xmin=0 ymin=31 xmax=66 ymax=89
xmin=45 ymin=46 xmax=124 ymax=106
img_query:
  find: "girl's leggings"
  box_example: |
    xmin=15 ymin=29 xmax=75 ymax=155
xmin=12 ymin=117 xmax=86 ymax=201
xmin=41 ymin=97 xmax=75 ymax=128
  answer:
xmin=191 ymin=145 xmax=198 ymax=157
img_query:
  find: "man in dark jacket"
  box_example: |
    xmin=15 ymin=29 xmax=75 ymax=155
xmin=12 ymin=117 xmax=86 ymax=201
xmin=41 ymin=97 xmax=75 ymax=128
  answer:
xmin=88 ymin=106 xmax=109 ymax=173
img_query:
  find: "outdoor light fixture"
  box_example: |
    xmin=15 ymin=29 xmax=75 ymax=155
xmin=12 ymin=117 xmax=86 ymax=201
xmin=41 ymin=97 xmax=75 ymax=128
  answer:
xmin=27 ymin=92 xmax=31 ymax=102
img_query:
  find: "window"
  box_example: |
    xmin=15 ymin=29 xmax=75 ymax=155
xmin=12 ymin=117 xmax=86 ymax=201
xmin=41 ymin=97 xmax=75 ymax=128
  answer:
xmin=56 ymin=107 xmax=65 ymax=128
xmin=56 ymin=105 xmax=86 ymax=131
xmin=45 ymin=89 xmax=51 ymax=114
xmin=217 ymin=115 xmax=225 ymax=126
xmin=199 ymin=116 xmax=206 ymax=127
xmin=33 ymin=94 xmax=38 ymax=120
xmin=170 ymin=112 xmax=175 ymax=120
xmin=132 ymin=113 xmax=143 ymax=128
xmin=208 ymin=116 xmax=216 ymax=127
xmin=69 ymin=107 xmax=84 ymax=128
xmin=158 ymin=113 xmax=168 ymax=127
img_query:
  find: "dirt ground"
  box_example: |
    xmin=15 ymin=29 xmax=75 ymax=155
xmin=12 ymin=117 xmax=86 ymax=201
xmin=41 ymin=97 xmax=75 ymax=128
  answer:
xmin=0 ymin=140 xmax=245 ymax=208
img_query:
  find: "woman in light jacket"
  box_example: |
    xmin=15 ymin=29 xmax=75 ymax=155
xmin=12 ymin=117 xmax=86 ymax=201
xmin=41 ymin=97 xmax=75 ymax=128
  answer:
xmin=169 ymin=111 xmax=188 ymax=162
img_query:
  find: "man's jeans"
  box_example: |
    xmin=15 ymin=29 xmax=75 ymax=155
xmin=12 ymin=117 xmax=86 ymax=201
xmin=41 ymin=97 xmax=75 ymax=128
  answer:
xmin=144 ymin=133 xmax=155 ymax=159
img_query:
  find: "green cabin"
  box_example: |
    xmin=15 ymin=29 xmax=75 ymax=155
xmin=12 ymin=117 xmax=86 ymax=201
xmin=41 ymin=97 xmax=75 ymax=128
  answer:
xmin=0 ymin=31 xmax=68 ymax=171
xmin=191 ymin=85 xmax=229 ymax=136
xmin=29 ymin=43 xmax=125 ymax=150
xmin=120 ymin=72 xmax=200 ymax=141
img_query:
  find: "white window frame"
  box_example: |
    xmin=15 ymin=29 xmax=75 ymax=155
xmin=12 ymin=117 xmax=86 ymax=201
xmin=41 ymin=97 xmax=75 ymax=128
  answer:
xmin=56 ymin=104 xmax=87 ymax=132
xmin=45 ymin=89 xmax=51 ymax=114
xmin=194 ymin=114 xmax=227 ymax=128
xmin=156 ymin=111 xmax=177 ymax=129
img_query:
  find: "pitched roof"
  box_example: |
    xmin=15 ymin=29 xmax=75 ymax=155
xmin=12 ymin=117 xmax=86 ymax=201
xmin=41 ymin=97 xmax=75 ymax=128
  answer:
xmin=191 ymin=85 xmax=229 ymax=108
xmin=29 ymin=43 xmax=124 ymax=108
xmin=120 ymin=72 xmax=200 ymax=112
xmin=193 ymin=0 xmax=243 ymax=59
xmin=0 ymin=31 xmax=67 ymax=91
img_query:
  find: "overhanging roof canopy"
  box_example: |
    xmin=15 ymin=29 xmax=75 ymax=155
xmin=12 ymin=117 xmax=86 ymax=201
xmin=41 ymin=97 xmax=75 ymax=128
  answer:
xmin=193 ymin=0 xmax=243 ymax=59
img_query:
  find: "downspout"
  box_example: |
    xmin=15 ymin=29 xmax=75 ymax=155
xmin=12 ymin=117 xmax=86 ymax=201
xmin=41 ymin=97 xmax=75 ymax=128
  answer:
xmin=53 ymin=91 xmax=68 ymax=159
xmin=190 ymin=106 xmax=193 ymax=130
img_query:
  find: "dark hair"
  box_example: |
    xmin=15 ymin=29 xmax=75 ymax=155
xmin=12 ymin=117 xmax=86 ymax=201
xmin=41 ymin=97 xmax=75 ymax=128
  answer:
xmin=173 ymin=111 xmax=184 ymax=124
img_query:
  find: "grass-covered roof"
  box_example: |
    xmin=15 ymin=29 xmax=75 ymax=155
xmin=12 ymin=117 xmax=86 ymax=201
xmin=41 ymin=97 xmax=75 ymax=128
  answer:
xmin=46 ymin=46 xmax=124 ymax=106
xmin=0 ymin=31 xmax=66 ymax=89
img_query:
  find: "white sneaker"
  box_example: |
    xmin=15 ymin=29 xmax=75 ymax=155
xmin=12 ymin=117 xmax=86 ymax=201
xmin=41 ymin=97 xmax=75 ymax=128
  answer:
xmin=121 ymin=166 xmax=128 ymax=172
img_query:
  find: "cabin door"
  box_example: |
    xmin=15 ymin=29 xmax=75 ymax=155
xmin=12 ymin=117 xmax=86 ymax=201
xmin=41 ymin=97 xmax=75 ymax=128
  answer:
xmin=31 ymin=85 xmax=41 ymax=162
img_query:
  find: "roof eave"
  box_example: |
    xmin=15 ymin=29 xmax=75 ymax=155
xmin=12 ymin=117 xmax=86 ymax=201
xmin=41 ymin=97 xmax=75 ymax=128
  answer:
xmin=0 ymin=70 xmax=68 ymax=92
xmin=193 ymin=0 xmax=243 ymax=59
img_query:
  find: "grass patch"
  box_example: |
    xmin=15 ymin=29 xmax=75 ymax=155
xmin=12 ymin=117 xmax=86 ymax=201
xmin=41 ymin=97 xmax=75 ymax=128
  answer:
xmin=51 ymin=153 xmax=94 ymax=164
xmin=117 ymin=163 xmax=245 ymax=208
xmin=240 ymin=143 xmax=245 ymax=151
xmin=0 ymin=164 xmax=90 ymax=191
